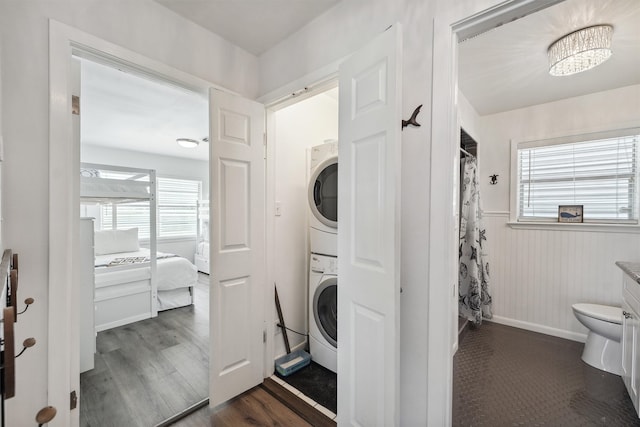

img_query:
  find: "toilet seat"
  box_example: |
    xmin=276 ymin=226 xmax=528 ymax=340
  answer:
xmin=572 ymin=303 xmax=622 ymax=324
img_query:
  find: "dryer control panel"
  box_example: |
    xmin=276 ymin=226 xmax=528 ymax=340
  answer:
xmin=310 ymin=253 xmax=338 ymax=274
xmin=310 ymin=140 xmax=338 ymax=171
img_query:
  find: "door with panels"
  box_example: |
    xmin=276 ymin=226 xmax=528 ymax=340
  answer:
xmin=209 ymin=89 xmax=266 ymax=407
xmin=337 ymin=25 xmax=403 ymax=426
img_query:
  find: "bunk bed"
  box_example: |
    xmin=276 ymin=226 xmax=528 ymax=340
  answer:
xmin=195 ymin=200 xmax=210 ymax=274
xmin=80 ymin=163 xmax=198 ymax=332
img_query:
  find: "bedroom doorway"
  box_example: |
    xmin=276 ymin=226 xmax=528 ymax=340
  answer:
xmin=76 ymin=55 xmax=211 ymax=426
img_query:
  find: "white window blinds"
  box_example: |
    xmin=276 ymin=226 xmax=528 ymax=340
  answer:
xmin=517 ymin=133 xmax=638 ymax=223
xmin=102 ymin=177 xmax=201 ymax=238
xmin=157 ymin=177 xmax=200 ymax=238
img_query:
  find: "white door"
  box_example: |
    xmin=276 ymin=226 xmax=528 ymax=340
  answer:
xmin=337 ymin=25 xmax=402 ymax=426
xmin=209 ymin=89 xmax=266 ymax=407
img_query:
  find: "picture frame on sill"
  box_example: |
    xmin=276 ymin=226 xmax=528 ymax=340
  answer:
xmin=558 ymin=205 xmax=583 ymax=223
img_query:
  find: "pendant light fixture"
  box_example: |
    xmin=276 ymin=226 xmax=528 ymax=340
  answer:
xmin=548 ymin=25 xmax=613 ymax=77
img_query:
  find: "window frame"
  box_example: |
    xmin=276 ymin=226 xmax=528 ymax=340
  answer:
xmin=509 ymin=127 xmax=640 ymax=230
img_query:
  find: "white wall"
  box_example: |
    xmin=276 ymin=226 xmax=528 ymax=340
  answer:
xmin=81 ymin=145 xmax=208 ymax=260
xmin=0 ymin=41 xmax=3 ymax=251
xmin=458 ymin=91 xmax=482 ymax=143
xmin=472 ymin=84 xmax=640 ymax=340
xmin=272 ymin=91 xmax=338 ymax=359
xmin=478 ymin=85 xmax=640 ymax=213
xmin=0 ymin=1 xmax=256 ymax=423
xmin=259 ymin=1 xmax=402 ymax=97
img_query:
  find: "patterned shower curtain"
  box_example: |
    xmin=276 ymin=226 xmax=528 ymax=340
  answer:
xmin=459 ymin=156 xmax=492 ymax=325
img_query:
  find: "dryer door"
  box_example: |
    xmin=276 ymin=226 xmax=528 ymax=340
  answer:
xmin=309 ymin=157 xmax=338 ymax=228
xmin=313 ymin=277 xmax=337 ymax=348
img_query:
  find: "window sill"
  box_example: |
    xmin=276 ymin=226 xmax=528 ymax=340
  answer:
xmin=139 ymin=236 xmax=197 ymax=244
xmin=507 ymin=221 xmax=640 ymax=233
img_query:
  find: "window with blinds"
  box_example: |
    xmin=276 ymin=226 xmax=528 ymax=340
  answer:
xmin=516 ymin=132 xmax=638 ymax=223
xmin=102 ymin=177 xmax=201 ymax=238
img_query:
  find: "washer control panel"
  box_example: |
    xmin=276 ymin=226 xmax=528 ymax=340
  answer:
xmin=310 ymin=253 xmax=338 ymax=275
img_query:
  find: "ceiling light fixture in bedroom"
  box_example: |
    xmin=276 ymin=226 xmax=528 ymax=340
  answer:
xmin=176 ymin=138 xmax=199 ymax=148
xmin=548 ymin=25 xmax=613 ymax=76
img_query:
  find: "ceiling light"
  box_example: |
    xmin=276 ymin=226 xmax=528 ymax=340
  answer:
xmin=176 ymin=138 xmax=199 ymax=148
xmin=548 ymin=25 xmax=613 ymax=77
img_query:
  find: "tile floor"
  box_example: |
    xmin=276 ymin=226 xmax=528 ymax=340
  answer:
xmin=453 ymin=321 xmax=639 ymax=426
xmin=270 ymin=374 xmax=337 ymax=420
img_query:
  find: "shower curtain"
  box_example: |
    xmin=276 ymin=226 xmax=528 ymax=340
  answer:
xmin=459 ymin=155 xmax=492 ymax=325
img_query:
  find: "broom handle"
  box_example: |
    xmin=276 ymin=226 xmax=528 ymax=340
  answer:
xmin=274 ymin=284 xmax=291 ymax=354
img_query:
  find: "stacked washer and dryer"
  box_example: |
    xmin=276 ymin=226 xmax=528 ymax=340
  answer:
xmin=307 ymin=141 xmax=338 ymax=373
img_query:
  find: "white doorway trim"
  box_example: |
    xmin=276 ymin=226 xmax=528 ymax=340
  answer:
xmin=263 ymin=77 xmax=339 ymax=376
xmin=48 ymin=20 xmax=230 ymax=426
xmin=428 ymin=0 xmax=564 ymax=424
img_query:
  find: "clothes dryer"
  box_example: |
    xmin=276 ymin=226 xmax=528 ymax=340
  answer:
xmin=308 ymin=141 xmax=338 ymax=256
xmin=308 ymin=253 xmax=337 ymax=373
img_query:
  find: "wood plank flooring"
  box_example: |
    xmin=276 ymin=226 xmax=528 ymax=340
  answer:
xmin=80 ymin=274 xmax=210 ymax=427
xmin=171 ymin=380 xmax=337 ymax=427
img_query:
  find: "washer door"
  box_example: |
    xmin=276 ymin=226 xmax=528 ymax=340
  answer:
xmin=313 ymin=277 xmax=337 ymax=348
xmin=308 ymin=156 xmax=338 ymax=228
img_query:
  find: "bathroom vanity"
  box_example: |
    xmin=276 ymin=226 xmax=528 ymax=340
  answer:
xmin=618 ymin=261 xmax=640 ymax=417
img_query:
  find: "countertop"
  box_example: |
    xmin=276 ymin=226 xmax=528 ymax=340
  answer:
xmin=616 ymin=261 xmax=640 ymax=284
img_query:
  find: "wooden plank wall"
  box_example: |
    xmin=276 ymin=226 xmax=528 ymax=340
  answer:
xmin=482 ymin=212 xmax=637 ymax=341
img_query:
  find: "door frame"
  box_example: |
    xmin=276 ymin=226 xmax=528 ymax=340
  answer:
xmin=262 ymin=77 xmax=339 ymax=375
xmin=48 ymin=20 xmax=235 ymax=426
xmin=429 ymin=0 xmax=565 ymax=423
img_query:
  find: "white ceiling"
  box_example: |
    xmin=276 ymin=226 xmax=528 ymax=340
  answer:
xmin=459 ymin=0 xmax=640 ymax=115
xmin=80 ymin=59 xmax=210 ymax=161
xmin=154 ymin=0 xmax=340 ymax=55
xmin=82 ymin=0 xmax=640 ymax=161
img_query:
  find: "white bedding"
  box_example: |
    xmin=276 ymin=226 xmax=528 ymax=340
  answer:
xmin=95 ymin=249 xmax=197 ymax=291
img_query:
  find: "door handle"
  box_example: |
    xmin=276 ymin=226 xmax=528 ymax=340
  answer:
xmin=623 ymin=310 xmax=632 ymax=319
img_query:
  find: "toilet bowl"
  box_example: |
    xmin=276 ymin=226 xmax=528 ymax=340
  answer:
xmin=572 ymin=303 xmax=622 ymax=375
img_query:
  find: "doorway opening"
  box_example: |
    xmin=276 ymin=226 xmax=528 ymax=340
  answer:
xmin=76 ymin=55 xmax=210 ymax=426
xmin=450 ymin=0 xmax=640 ymax=423
xmin=266 ymin=84 xmax=339 ymax=418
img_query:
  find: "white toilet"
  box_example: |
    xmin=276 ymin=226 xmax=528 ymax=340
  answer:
xmin=572 ymin=303 xmax=622 ymax=375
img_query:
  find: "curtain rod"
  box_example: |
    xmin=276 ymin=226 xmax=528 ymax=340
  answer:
xmin=460 ymin=147 xmax=474 ymax=157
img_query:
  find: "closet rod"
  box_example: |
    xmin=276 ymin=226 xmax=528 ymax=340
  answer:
xmin=460 ymin=147 xmax=474 ymax=157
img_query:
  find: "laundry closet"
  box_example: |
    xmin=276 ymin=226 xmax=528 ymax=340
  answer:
xmin=270 ymin=87 xmax=338 ymax=367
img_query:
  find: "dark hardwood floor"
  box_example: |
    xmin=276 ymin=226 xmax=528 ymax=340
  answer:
xmin=80 ymin=274 xmax=210 ymax=427
xmin=171 ymin=379 xmax=336 ymax=427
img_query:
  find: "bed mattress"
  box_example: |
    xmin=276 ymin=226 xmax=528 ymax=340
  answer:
xmin=95 ymin=249 xmax=197 ymax=291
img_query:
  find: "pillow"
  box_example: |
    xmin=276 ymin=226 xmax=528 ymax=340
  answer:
xmin=94 ymin=228 xmax=140 ymax=255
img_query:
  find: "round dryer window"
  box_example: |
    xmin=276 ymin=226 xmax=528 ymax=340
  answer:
xmin=309 ymin=157 xmax=338 ymax=228
xmin=313 ymin=277 xmax=337 ymax=348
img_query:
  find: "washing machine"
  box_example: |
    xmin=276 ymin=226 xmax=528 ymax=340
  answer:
xmin=308 ymin=141 xmax=338 ymax=256
xmin=309 ymin=253 xmax=337 ymax=373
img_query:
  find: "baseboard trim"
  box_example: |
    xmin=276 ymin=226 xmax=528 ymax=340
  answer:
xmin=487 ymin=315 xmax=587 ymax=343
